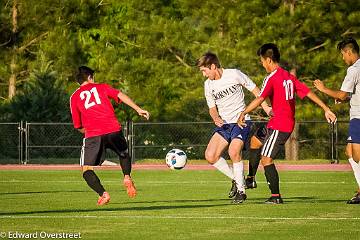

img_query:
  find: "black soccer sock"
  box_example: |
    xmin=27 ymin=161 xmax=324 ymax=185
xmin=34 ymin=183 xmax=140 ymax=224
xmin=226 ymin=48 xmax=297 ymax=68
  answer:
xmin=83 ymin=170 xmax=106 ymax=196
xmin=248 ymin=148 xmax=261 ymax=177
xmin=119 ymin=151 xmax=132 ymax=176
xmin=264 ymin=164 xmax=280 ymax=195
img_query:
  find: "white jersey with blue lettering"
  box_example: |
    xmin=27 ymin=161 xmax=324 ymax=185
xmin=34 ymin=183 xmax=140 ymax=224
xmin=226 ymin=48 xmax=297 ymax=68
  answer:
xmin=340 ymin=58 xmax=360 ymax=120
xmin=204 ymin=69 xmax=256 ymax=123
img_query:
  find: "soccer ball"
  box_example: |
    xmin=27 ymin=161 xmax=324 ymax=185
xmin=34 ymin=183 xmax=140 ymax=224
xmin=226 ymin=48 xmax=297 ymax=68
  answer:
xmin=165 ymin=149 xmax=187 ymax=170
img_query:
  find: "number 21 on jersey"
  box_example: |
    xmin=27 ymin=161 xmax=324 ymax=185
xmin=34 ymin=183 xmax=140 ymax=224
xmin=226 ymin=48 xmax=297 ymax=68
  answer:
xmin=80 ymin=87 xmax=102 ymax=109
xmin=283 ymin=80 xmax=294 ymax=100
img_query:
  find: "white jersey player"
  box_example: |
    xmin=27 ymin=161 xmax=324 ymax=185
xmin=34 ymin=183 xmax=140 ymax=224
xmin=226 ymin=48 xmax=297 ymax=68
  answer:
xmin=314 ymin=37 xmax=360 ymax=204
xmin=197 ymin=52 xmax=271 ymax=204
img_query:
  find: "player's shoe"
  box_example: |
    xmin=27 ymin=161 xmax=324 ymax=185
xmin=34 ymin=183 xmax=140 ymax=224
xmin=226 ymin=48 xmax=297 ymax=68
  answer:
xmin=245 ymin=177 xmax=257 ymax=189
xmin=232 ymin=191 xmax=247 ymax=204
xmin=264 ymin=195 xmax=283 ymax=204
xmin=97 ymin=192 xmax=110 ymax=206
xmin=228 ymin=180 xmax=238 ymax=198
xmin=346 ymin=192 xmax=360 ymax=204
xmin=123 ymin=177 xmax=137 ymax=198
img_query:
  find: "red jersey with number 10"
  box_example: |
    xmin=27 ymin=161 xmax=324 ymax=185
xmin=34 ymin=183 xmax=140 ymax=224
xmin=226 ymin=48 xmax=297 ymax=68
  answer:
xmin=260 ymin=67 xmax=310 ymax=133
xmin=70 ymin=83 xmax=121 ymax=138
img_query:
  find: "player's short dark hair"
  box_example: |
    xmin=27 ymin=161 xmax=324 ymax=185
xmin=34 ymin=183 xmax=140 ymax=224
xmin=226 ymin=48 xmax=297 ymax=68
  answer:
xmin=76 ymin=66 xmax=94 ymax=84
xmin=196 ymin=52 xmax=221 ymax=68
xmin=257 ymin=43 xmax=280 ymax=63
xmin=337 ymin=37 xmax=359 ymax=54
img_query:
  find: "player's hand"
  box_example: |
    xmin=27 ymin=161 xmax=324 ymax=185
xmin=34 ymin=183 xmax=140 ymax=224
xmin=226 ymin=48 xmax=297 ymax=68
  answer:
xmin=313 ymin=79 xmax=326 ymax=92
xmin=265 ymin=106 xmax=273 ymax=117
xmin=325 ymin=110 xmax=337 ymax=124
xmin=213 ymin=117 xmax=224 ymax=127
xmin=237 ymin=112 xmax=247 ymax=128
xmin=138 ymin=109 xmax=150 ymax=120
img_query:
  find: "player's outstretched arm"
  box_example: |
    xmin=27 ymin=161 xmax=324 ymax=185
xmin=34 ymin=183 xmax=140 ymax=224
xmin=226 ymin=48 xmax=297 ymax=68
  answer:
xmin=251 ymin=87 xmax=272 ymax=116
xmin=238 ymin=96 xmax=265 ymax=127
xmin=306 ymin=91 xmax=337 ymax=123
xmin=313 ymin=79 xmax=349 ymax=101
xmin=117 ymin=92 xmax=150 ymax=120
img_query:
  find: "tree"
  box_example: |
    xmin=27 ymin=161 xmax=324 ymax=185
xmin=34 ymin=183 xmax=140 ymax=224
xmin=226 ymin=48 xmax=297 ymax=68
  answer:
xmin=1 ymin=61 xmax=70 ymax=122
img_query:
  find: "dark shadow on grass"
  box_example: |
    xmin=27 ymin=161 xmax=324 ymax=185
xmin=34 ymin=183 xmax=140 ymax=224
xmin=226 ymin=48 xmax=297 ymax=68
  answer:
xmin=0 ymin=202 xmax=232 ymax=216
xmin=0 ymin=190 xmax=88 ymax=195
xmin=114 ymin=198 xmax=230 ymax=205
xmin=247 ymin=196 xmax=346 ymax=204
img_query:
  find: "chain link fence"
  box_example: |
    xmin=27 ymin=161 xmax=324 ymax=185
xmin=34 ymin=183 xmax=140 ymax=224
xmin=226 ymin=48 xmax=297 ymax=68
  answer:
xmin=0 ymin=121 xmax=349 ymax=164
xmin=0 ymin=122 xmax=22 ymax=164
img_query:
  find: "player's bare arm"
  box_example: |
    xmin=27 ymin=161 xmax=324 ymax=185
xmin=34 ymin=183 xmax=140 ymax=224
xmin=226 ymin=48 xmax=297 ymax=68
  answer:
xmin=237 ymin=96 xmax=265 ymax=127
xmin=306 ymin=91 xmax=337 ymax=123
xmin=313 ymin=79 xmax=349 ymax=101
xmin=209 ymin=107 xmax=224 ymax=127
xmin=77 ymin=128 xmax=85 ymax=134
xmin=251 ymin=87 xmax=272 ymax=116
xmin=117 ymin=92 xmax=150 ymax=120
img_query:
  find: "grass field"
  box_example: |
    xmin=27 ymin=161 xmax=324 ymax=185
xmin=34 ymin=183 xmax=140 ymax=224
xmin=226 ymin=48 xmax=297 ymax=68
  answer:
xmin=0 ymin=169 xmax=359 ymax=240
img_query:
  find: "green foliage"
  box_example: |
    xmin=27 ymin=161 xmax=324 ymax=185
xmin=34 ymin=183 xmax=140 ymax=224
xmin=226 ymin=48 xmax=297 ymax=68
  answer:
xmin=1 ymin=0 xmax=360 ymax=122
xmin=1 ymin=62 xmax=70 ymax=122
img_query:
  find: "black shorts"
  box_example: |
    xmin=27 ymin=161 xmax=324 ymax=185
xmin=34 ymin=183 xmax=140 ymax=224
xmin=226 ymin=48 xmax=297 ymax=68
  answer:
xmin=253 ymin=124 xmax=268 ymax=143
xmin=80 ymin=131 xmax=128 ymax=166
xmin=261 ymin=129 xmax=291 ymax=159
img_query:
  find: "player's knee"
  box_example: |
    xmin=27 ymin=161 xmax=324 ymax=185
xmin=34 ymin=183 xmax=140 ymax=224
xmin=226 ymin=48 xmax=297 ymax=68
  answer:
xmin=82 ymin=165 xmax=94 ymax=173
xmin=228 ymin=149 xmax=240 ymax=160
xmin=260 ymin=157 xmax=273 ymax=166
xmin=205 ymin=150 xmax=218 ymax=164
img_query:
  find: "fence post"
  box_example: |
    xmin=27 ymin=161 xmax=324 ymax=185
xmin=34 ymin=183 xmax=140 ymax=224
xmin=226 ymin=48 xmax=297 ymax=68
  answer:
xmin=25 ymin=122 xmax=29 ymax=164
xmin=330 ymin=122 xmax=339 ymax=164
xmin=126 ymin=120 xmax=135 ymax=163
xmin=18 ymin=121 xmax=23 ymax=164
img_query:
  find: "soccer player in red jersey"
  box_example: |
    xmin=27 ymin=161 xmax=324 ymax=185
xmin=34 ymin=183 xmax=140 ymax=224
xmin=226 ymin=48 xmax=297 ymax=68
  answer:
xmin=238 ymin=43 xmax=337 ymax=204
xmin=70 ymin=66 xmax=149 ymax=205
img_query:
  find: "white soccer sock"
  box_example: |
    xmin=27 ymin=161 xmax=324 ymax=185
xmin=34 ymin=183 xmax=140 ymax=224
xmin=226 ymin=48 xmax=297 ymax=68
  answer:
xmin=233 ymin=161 xmax=245 ymax=192
xmin=212 ymin=157 xmax=234 ymax=180
xmin=348 ymin=158 xmax=360 ymax=188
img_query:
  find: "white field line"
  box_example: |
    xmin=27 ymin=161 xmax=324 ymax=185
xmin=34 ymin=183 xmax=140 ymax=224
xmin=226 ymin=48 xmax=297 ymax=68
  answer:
xmin=0 ymin=215 xmax=359 ymax=220
xmin=0 ymin=180 xmax=346 ymax=184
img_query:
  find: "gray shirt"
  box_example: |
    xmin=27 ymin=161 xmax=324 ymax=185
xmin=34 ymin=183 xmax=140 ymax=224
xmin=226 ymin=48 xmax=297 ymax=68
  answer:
xmin=340 ymin=58 xmax=360 ymax=119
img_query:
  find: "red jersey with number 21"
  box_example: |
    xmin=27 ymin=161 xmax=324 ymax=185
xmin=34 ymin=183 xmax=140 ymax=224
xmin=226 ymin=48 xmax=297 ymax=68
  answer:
xmin=70 ymin=83 xmax=121 ymax=138
xmin=260 ymin=67 xmax=310 ymax=133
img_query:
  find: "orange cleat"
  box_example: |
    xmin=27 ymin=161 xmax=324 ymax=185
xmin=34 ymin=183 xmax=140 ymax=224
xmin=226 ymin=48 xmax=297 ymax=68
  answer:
xmin=123 ymin=177 xmax=137 ymax=198
xmin=97 ymin=192 xmax=110 ymax=206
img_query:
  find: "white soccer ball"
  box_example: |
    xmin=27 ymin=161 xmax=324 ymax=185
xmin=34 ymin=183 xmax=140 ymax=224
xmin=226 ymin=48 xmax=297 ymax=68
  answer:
xmin=165 ymin=149 xmax=187 ymax=170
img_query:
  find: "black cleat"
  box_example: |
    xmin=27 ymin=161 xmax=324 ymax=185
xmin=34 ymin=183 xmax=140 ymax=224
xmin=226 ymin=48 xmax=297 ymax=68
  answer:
xmin=233 ymin=191 xmax=247 ymax=204
xmin=228 ymin=180 xmax=238 ymax=198
xmin=347 ymin=192 xmax=360 ymax=204
xmin=245 ymin=177 xmax=257 ymax=189
xmin=265 ymin=196 xmax=283 ymax=204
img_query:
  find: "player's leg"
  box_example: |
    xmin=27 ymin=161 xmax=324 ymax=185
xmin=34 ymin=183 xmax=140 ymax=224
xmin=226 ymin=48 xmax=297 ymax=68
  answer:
xmin=106 ymin=131 xmax=137 ymax=198
xmin=228 ymin=138 xmax=247 ymax=203
xmin=246 ymin=124 xmax=267 ymax=189
xmin=228 ymin=122 xmax=252 ymax=203
xmin=246 ymin=135 xmax=262 ymax=189
xmin=346 ymin=119 xmax=360 ymax=204
xmin=261 ymin=129 xmax=291 ymax=204
xmin=205 ymin=132 xmax=233 ymax=179
xmin=80 ymin=137 xmax=110 ymax=205
xmin=347 ymin=143 xmax=360 ymax=204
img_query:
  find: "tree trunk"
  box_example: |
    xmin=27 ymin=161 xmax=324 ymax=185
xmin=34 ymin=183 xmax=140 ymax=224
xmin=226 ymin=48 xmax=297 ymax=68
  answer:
xmin=9 ymin=0 xmax=18 ymax=99
xmin=285 ymin=122 xmax=299 ymax=161
xmin=285 ymin=67 xmax=299 ymax=161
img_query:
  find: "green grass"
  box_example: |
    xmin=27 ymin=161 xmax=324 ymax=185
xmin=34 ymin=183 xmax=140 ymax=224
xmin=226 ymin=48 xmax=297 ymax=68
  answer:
xmin=0 ymin=169 xmax=359 ymax=240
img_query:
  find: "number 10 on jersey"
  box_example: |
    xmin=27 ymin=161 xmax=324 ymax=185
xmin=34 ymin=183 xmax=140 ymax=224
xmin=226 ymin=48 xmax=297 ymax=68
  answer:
xmin=283 ymin=80 xmax=294 ymax=100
